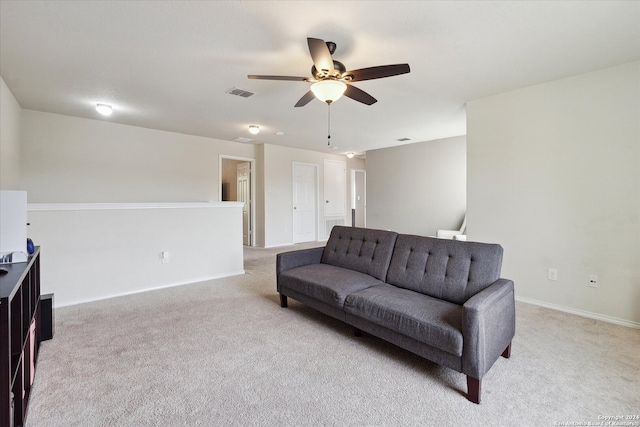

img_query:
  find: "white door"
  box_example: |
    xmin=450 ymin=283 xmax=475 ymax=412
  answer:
xmin=293 ymin=163 xmax=317 ymax=243
xmin=237 ymin=162 xmax=251 ymax=246
xmin=324 ymin=160 xmax=346 ymax=216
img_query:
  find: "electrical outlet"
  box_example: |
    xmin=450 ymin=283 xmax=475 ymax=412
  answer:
xmin=589 ymin=274 xmax=599 ymax=288
xmin=547 ymin=268 xmax=558 ymax=281
xmin=161 ymin=251 xmax=169 ymax=264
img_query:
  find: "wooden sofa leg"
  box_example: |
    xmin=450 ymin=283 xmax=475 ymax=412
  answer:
xmin=467 ymin=376 xmax=481 ymax=404
xmin=502 ymin=343 xmax=512 ymax=358
xmin=279 ymin=294 xmax=288 ymax=308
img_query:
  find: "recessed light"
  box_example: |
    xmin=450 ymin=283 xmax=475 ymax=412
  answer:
xmin=275 ymin=131 xmax=285 ymax=136
xmin=96 ymin=104 xmax=113 ymax=116
xmin=331 ymin=146 xmax=338 ymax=150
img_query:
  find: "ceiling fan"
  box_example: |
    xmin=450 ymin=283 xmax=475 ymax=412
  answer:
xmin=248 ymin=37 xmax=410 ymax=107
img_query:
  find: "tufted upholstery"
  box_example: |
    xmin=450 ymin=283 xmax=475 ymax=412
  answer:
xmin=321 ymin=226 xmax=398 ymax=281
xmin=386 ymin=234 xmax=503 ymax=305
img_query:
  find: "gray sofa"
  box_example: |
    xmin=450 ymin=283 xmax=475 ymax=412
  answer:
xmin=276 ymin=226 xmax=515 ymax=404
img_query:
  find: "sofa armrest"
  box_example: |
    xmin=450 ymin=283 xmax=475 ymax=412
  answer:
xmin=461 ymin=278 xmax=515 ymax=379
xmin=276 ymin=247 xmax=324 ymax=277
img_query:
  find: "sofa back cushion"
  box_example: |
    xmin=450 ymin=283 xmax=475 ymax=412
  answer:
xmin=322 ymin=226 xmax=398 ymax=281
xmin=386 ymin=235 xmax=503 ymax=305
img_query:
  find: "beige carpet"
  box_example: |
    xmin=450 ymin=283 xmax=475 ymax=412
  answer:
xmin=26 ymin=244 xmax=640 ymax=426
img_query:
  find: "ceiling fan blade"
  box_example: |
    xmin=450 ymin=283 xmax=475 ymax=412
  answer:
xmin=307 ymin=38 xmax=335 ymax=76
xmin=294 ymin=90 xmax=316 ymax=107
xmin=344 ymin=84 xmax=377 ymax=106
xmin=248 ymin=75 xmax=310 ymax=81
xmin=344 ymin=64 xmax=410 ymax=82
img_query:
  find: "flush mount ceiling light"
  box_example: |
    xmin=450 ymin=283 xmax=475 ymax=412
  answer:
xmin=310 ymin=80 xmax=347 ymax=104
xmin=248 ymin=125 xmax=260 ymax=135
xmin=96 ymin=104 xmax=113 ymax=116
xmin=346 ymin=152 xmax=355 ymax=158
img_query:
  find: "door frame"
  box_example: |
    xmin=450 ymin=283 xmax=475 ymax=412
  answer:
xmin=292 ymin=161 xmax=319 ymax=243
xmin=219 ymin=155 xmax=256 ymax=247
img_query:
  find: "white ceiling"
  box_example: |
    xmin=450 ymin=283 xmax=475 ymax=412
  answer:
xmin=1 ymin=1 xmax=639 ymax=157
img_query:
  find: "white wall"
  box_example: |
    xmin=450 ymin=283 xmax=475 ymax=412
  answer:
xmin=467 ymin=61 xmax=640 ymax=327
xmin=260 ymin=143 xmax=365 ymax=248
xmin=21 ymin=110 xmax=255 ymax=203
xmin=366 ymin=136 xmax=466 ymax=236
xmin=0 ymin=76 xmax=22 ymax=190
xmin=28 ymin=203 xmax=244 ymax=307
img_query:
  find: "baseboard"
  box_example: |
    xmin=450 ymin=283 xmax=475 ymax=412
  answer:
xmin=55 ymin=270 xmax=245 ymax=308
xmin=516 ymin=296 xmax=640 ymax=329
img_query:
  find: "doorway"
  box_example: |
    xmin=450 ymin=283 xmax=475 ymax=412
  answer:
xmin=351 ymin=169 xmax=366 ymax=227
xmin=220 ymin=155 xmax=255 ymax=246
xmin=292 ymin=162 xmax=318 ymax=243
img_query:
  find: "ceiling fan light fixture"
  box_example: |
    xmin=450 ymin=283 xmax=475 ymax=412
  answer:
xmin=248 ymin=125 xmax=260 ymax=135
xmin=96 ymin=103 xmax=112 ymax=116
xmin=311 ymin=80 xmax=347 ymax=103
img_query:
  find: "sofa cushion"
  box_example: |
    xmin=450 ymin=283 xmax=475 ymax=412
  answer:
xmin=344 ymin=284 xmax=463 ymax=356
xmin=278 ymin=264 xmax=384 ymax=308
xmin=321 ymin=226 xmax=398 ymax=281
xmin=386 ymin=235 xmax=503 ymax=305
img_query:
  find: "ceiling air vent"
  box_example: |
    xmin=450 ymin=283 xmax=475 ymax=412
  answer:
xmin=227 ymin=87 xmax=255 ymax=98
xmin=234 ymin=137 xmax=254 ymax=143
